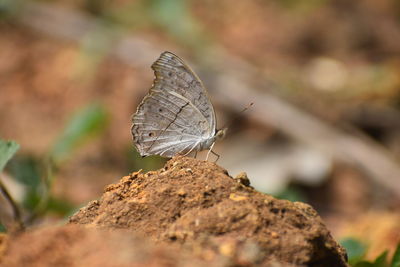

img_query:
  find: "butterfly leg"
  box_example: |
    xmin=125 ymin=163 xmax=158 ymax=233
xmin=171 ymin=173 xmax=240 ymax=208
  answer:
xmin=211 ymin=150 xmax=220 ymax=162
xmin=206 ymin=142 xmax=215 ymax=161
xmin=182 ymin=141 xmax=201 ymax=157
xmin=194 ymin=150 xmax=198 ymax=159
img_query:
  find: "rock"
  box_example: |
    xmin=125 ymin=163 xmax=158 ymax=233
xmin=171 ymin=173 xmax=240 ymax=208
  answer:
xmin=69 ymin=156 xmax=348 ymax=266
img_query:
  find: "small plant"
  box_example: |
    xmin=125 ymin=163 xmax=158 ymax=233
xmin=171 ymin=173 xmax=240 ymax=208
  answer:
xmin=0 ymin=139 xmax=23 ymax=231
xmin=341 ymin=237 xmax=400 ymax=267
xmin=0 ymin=103 xmax=109 ymax=231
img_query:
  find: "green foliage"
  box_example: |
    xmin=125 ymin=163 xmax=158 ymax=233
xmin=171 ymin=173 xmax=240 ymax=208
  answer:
xmin=87 ymin=0 xmax=209 ymax=51
xmin=40 ymin=103 xmax=108 ymax=215
xmin=341 ymin=237 xmax=400 ymax=267
xmin=2 ymin=103 xmax=109 ymax=226
xmin=373 ymin=251 xmax=388 ymax=267
xmin=6 ymin=155 xmax=41 ymax=188
xmin=0 ymin=139 xmax=21 ymax=231
xmin=147 ymin=0 xmax=209 ymax=49
xmin=275 ymin=0 xmax=328 ymax=13
xmin=0 ymin=223 xmax=5 ymax=232
xmin=341 ymin=237 xmax=367 ymax=265
xmin=45 ymin=196 xmax=76 ymax=216
xmin=6 ymin=154 xmax=77 ymax=217
xmin=51 ymin=103 xmax=108 ymax=164
xmin=22 ymin=188 xmax=75 ymax=217
xmin=6 ymin=155 xmax=44 ymax=213
xmin=354 ymin=251 xmax=388 ymax=267
xmin=127 ymin=148 xmax=166 ymax=173
xmin=392 ymin=244 xmax=400 ymax=267
xmin=0 ymin=140 xmax=20 ymax=173
xmin=23 ymin=189 xmax=42 ymax=211
xmin=75 ymin=22 xmax=122 ymax=81
xmin=0 ymin=0 xmax=21 ymax=20
xmin=274 ymin=185 xmax=307 ymax=202
xmin=148 ymin=0 xmax=201 ymax=40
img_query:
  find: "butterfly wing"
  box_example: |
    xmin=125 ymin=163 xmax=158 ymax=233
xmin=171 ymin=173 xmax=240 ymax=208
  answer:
xmin=151 ymin=51 xmax=216 ymax=132
xmin=131 ymin=51 xmax=216 ymax=157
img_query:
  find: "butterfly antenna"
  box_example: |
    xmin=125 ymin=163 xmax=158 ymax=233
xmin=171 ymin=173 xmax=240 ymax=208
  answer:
xmin=221 ymin=102 xmax=254 ymax=130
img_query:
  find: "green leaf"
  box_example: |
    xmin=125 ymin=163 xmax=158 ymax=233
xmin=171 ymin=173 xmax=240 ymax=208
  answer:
xmin=373 ymin=250 xmax=388 ymax=267
xmin=391 ymin=243 xmax=400 ymax=267
xmin=354 ymin=261 xmax=374 ymax=267
xmin=350 ymin=242 xmax=400 ymax=267
xmin=22 ymin=189 xmax=42 ymax=211
xmin=127 ymin=148 xmax=166 ymax=172
xmin=274 ymin=185 xmax=307 ymax=202
xmin=0 ymin=140 xmax=20 ymax=173
xmin=355 ymin=250 xmax=389 ymax=267
xmin=75 ymin=25 xmax=118 ymax=81
xmin=46 ymin=196 xmax=76 ymax=216
xmin=0 ymin=0 xmax=22 ymax=20
xmin=340 ymin=237 xmax=367 ymax=265
xmin=23 ymin=190 xmax=75 ymax=216
xmin=51 ymin=103 xmax=108 ymax=163
xmin=6 ymin=155 xmax=41 ymax=188
xmin=147 ymin=0 xmax=206 ymax=48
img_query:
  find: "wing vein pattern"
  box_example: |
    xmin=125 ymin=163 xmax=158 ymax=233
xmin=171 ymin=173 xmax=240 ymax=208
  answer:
xmin=131 ymin=51 xmax=217 ymax=157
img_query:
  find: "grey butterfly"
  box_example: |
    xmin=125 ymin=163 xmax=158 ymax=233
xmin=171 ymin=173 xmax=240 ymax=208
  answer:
xmin=131 ymin=51 xmax=226 ymax=160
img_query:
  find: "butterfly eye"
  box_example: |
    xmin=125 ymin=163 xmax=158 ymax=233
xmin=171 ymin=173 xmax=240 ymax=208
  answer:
xmin=159 ymin=108 xmax=163 ymax=112
xmin=149 ymin=132 xmax=154 ymax=137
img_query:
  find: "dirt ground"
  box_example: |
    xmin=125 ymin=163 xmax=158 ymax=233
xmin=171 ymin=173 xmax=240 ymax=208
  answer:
xmin=2 ymin=157 xmax=348 ymax=267
xmin=1 ymin=224 xmax=214 ymax=267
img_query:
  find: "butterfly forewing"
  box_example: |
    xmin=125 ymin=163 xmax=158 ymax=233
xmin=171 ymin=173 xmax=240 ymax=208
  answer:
xmin=132 ymin=51 xmax=216 ymax=157
xmin=151 ymin=52 xmax=216 ymax=133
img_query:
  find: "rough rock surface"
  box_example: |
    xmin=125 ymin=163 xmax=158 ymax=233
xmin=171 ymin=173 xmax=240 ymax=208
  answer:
xmin=68 ymin=156 xmax=348 ymax=266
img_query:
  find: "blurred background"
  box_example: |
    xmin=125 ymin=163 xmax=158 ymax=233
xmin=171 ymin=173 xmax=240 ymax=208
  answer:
xmin=0 ymin=0 xmax=400 ymax=264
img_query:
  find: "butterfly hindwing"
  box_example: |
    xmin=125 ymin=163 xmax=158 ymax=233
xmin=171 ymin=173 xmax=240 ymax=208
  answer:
xmin=132 ymin=91 xmax=204 ymax=157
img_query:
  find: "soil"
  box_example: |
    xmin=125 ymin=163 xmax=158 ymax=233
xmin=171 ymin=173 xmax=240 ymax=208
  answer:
xmin=0 ymin=147 xmax=350 ymax=266
xmin=60 ymin=156 xmax=347 ymax=266
xmin=2 ymin=224 xmax=211 ymax=267
xmin=0 ymin=156 xmax=348 ymax=266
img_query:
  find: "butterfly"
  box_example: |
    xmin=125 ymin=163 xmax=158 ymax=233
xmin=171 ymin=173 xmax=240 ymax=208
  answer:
xmin=131 ymin=51 xmax=226 ymax=160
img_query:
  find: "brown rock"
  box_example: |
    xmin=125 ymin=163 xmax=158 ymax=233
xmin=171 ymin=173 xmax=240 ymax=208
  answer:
xmin=69 ymin=156 xmax=348 ymax=266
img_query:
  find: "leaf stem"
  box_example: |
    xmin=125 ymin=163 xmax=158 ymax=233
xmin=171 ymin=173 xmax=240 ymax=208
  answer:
xmin=0 ymin=178 xmax=24 ymax=232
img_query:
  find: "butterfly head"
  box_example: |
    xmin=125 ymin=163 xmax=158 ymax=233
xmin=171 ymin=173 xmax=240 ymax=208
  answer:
xmin=215 ymin=128 xmax=227 ymax=140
